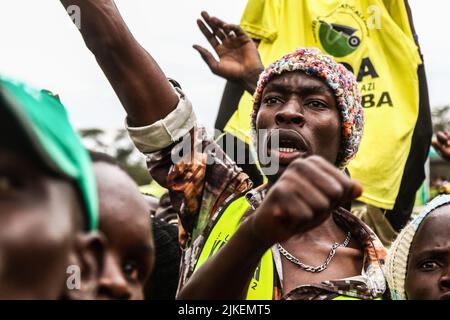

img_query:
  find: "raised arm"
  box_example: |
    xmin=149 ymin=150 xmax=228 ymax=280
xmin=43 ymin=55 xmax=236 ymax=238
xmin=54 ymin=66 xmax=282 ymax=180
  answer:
xmin=60 ymin=0 xmax=179 ymax=126
xmin=194 ymin=12 xmax=264 ymax=95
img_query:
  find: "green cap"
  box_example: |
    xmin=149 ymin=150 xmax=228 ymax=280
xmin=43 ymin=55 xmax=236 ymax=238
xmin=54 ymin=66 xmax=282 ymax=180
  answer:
xmin=0 ymin=77 xmax=98 ymax=230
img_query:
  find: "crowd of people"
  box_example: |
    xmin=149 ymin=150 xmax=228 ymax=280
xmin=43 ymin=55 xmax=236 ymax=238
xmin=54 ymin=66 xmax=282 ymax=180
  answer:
xmin=0 ymin=0 xmax=449 ymax=300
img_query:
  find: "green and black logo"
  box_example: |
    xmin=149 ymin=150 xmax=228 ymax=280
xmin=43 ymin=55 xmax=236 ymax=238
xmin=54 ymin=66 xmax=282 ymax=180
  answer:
xmin=318 ymin=21 xmax=361 ymax=57
xmin=313 ymin=4 xmax=369 ymax=58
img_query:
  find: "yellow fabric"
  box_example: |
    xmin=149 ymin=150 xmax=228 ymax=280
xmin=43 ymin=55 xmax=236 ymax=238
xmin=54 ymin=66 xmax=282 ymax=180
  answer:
xmin=139 ymin=180 xmax=167 ymax=199
xmin=225 ymin=0 xmax=422 ymax=210
xmin=193 ymin=196 xmax=274 ymax=300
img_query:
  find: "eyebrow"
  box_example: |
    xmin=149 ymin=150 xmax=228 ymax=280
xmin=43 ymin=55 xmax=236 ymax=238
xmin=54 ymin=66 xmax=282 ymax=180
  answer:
xmin=263 ymin=82 xmax=333 ymax=98
xmin=413 ymin=247 xmax=450 ymax=260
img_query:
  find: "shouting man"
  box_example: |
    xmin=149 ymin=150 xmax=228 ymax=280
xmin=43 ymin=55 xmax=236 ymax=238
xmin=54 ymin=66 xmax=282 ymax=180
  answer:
xmin=59 ymin=1 xmax=387 ymax=299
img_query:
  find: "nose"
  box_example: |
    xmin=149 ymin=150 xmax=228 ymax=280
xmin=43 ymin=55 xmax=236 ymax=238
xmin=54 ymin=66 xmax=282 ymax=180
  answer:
xmin=98 ymin=254 xmax=132 ymax=300
xmin=275 ymin=101 xmax=304 ymax=126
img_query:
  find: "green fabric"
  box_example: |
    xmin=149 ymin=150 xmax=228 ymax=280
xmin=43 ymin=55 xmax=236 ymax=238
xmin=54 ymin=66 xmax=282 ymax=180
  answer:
xmin=0 ymin=77 xmax=98 ymax=230
xmin=429 ymin=146 xmax=439 ymax=159
xmin=194 ymin=196 xmax=274 ymax=300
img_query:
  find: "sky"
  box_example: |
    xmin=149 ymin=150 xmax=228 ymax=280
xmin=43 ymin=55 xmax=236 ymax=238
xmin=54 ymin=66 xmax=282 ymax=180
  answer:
xmin=1 ymin=0 xmax=449 ymax=131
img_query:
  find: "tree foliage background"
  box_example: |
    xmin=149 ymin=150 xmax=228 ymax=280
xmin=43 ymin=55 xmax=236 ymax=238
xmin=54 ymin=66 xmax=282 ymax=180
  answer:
xmin=79 ymin=128 xmax=151 ymax=186
xmin=431 ymin=105 xmax=450 ymax=132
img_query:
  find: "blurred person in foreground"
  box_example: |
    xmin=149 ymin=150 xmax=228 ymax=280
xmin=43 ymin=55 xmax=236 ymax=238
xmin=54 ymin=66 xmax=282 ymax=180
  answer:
xmin=0 ymin=77 xmax=104 ymax=299
xmin=90 ymin=151 xmax=155 ymax=300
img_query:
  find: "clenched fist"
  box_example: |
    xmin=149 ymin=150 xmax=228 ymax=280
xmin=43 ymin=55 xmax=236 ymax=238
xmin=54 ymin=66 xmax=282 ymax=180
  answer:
xmin=249 ymin=156 xmax=362 ymax=246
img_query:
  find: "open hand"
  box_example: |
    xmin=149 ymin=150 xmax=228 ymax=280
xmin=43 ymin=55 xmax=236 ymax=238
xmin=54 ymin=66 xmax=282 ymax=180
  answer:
xmin=193 ymin=11 xmax=264 ymax=92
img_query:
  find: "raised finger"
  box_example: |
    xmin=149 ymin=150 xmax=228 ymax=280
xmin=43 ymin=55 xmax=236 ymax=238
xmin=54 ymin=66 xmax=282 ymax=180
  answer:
xmin=223 ymin=23 xmax=247 ymax=37
xmin=197 ymin=19 xmax=220 ymax=49
xmin=201 ymin=11 xmax=227 ymax=29
xmin=205 ymin=15 xmax=228 ymax=42
xmin=193 ymin=45 xmax=219 ymax=73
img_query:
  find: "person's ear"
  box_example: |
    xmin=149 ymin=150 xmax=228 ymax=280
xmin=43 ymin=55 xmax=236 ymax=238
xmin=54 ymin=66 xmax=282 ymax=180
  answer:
xmin=65 ymin=231 xmax=106 ymax=300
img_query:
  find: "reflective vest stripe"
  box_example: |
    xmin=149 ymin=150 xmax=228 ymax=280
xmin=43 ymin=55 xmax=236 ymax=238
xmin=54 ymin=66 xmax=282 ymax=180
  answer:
xmin=193 ymin=196 xmax=274 ymax=300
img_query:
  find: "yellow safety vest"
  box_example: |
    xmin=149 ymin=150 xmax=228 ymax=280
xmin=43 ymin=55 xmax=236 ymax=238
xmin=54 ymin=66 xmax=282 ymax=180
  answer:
xmin=193 ymin=196 xmax=274 ymax=300
xmin=193 ymin=195 xmax=381 ymax=300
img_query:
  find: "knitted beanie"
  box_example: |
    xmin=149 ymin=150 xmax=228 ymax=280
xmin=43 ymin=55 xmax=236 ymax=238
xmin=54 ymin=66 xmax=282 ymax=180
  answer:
xmin=251 ymin=48 xmax=364 ymax=169
xmin=385 ymin=194 xmax=450 ymax=300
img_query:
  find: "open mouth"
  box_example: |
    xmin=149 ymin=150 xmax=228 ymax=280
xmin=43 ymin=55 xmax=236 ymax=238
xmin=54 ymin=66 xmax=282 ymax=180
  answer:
xmin=266 ymin=129 xmax=310 ymax=164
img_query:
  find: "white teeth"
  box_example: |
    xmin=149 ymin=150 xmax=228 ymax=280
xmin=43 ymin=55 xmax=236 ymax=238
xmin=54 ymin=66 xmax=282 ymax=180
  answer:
xmin=278 ymin=147 xmax=297 ymax=153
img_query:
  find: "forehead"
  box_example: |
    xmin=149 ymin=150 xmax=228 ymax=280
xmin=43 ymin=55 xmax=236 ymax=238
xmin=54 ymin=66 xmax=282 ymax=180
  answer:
xmin=95 ymin=163 xmax=150 ymax=229
xmin=411 ymin=206 xmax=450 ymax=251
xmin=263 ymin=71 xmax=334 ymax=96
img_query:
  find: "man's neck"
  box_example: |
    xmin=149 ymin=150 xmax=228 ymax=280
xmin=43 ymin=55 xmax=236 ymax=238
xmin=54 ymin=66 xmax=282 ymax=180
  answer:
xmin=286 ymin=214 xmax=347 ymax=245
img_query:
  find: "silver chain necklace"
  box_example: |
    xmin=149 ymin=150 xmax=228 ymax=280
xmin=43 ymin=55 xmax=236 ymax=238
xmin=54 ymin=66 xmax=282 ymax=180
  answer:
xmin=277 ymin=232 xmax=351 ymax=273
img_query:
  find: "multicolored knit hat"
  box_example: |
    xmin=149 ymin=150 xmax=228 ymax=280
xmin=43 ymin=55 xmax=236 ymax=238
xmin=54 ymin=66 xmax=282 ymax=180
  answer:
xmin=385 ymin=194 xmax=450 ymax=300
xmin=251 ymin=48 xmax=364 ymax=169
